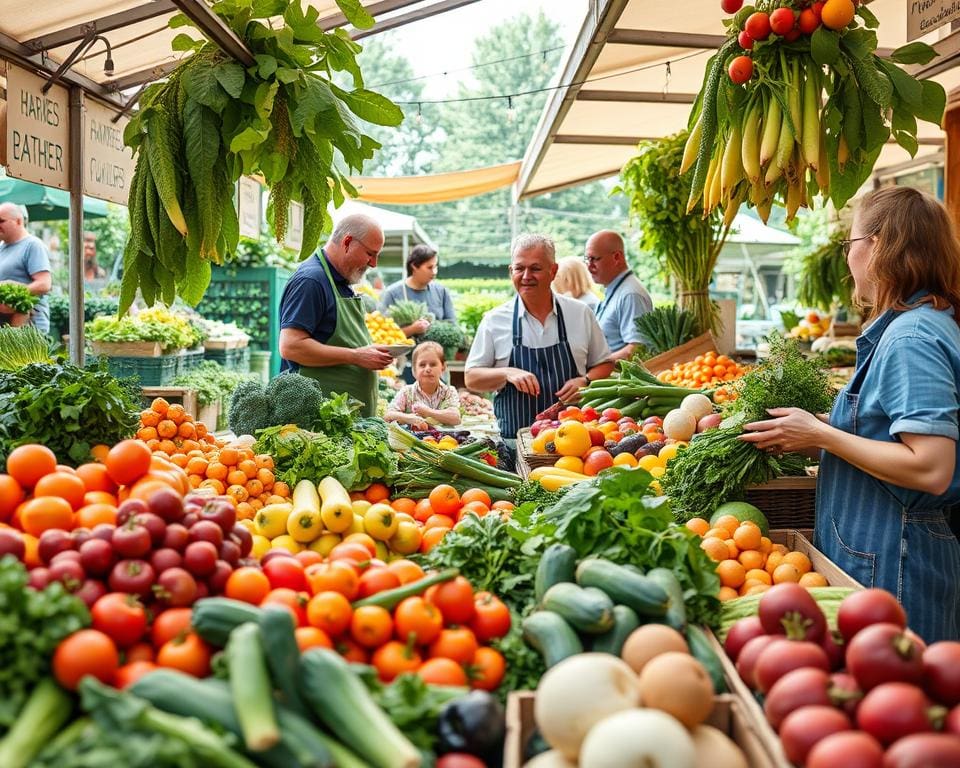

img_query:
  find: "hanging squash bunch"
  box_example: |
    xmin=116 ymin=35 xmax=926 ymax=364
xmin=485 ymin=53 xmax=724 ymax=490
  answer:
xmin=683 ymin=0 xmax=945 ymax=223
xmin=119 ymin=0 xmax=403 ymax=314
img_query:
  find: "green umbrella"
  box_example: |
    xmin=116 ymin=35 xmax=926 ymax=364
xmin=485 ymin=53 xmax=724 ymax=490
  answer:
xmin=0 ymin=177 xmax=109 ymax=221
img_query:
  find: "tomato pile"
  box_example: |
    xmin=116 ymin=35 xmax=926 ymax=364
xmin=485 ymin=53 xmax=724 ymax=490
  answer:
xmin=227 ymin=552 xmax=511 ymax=689
xmin=723 ymin=585 xmax=960 ymax=766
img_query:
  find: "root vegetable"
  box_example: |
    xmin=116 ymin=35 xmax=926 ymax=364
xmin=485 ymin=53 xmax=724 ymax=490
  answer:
xmin=639 ymin=651 xmax=715 ymax=729
xmin=579 ymin=709 xmax=695 ymax=768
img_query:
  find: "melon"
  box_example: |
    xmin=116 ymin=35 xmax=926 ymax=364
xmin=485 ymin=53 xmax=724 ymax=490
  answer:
xmin=709 ymin=501 xmax=769 ymax=535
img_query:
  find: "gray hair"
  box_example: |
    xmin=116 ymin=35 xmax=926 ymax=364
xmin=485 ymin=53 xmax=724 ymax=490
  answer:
xmin=511 ymin=233 xmax=556 ymax=263
xmin=330 ymin=213 xmax=381 ymax=245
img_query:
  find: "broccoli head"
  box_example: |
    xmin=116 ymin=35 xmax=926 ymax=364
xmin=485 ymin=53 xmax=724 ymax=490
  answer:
xmin=228 ymin=379 xmax=271 ymax=437
xmin=266 ymin=373 xmax=325 ymax=429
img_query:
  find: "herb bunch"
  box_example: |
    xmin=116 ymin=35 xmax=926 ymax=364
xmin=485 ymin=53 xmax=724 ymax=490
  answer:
xmin=0 ymin=283 xmax=39 ymax=313
xmin=120 ymin=0 xmax=403 ymax=313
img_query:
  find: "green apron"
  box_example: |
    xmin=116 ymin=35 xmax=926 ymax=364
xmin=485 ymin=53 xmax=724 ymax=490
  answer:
xmin=297 ymin=255 xmax=378 ymax=417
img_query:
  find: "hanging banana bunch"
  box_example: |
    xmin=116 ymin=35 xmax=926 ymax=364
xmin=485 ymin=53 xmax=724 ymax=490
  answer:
xmin=683 ymin=0 xmax=944 ymax=223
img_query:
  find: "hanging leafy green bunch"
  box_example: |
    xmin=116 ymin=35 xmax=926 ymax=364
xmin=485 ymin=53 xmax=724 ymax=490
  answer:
xmin=120 ymin=0 xmax=403 ymax=314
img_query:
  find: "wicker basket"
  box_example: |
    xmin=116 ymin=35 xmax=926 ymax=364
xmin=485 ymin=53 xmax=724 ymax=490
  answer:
xmin=744 ymin=476 xmax=817 ymax=530
xmin=516 ymin=428 xmax=559 ymax=469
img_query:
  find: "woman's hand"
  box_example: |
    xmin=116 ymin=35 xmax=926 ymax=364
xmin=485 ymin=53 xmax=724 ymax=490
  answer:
xmin=740 ymin=407 xmax=827 ymax=454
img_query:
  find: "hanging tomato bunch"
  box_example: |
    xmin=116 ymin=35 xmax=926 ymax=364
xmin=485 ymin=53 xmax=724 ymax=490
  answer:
xmin=683 ymin=0 xmax=944 ymax=225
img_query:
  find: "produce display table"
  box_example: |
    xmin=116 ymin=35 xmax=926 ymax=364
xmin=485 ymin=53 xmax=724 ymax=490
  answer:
xmin=503 ymin=690 xmax=777 ymax=768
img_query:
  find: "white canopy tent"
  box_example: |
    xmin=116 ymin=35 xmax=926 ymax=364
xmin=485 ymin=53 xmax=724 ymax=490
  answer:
xmin=329 ymin=199 xmax=435 ymax=279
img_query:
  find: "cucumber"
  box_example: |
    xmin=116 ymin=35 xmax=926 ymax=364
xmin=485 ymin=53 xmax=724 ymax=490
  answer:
xmin=542 ymin=582 xmax=615 ymax=634
xmin=590 ymin=605 xmax=641 ymax=656
xmin=521 ymin=611 xmax=583 ymax=668
xmin=191 ymin=597 xmax=263 ymax=647
xmin=645 ymin=568 xmax=687 ymax=632
xmin=226 ymin=623 xmax=280 ymax=751
xmin=685 ymin=625 xmax=727 ymax=694
xmin=535 ymin=543 xmax=577 ymax=603
xmin=259 ymin=605 xmax=308 ymax=716
xmin=575 ymin=558 xmax=669 ymax=618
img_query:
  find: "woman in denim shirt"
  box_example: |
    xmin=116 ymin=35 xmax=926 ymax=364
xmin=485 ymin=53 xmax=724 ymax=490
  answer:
xmin=742 ymin=187 xmax=960 ymax=642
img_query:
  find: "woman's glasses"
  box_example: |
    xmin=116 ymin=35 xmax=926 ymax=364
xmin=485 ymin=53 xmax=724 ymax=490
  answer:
xmin=841 ymin=236 xmax=871 ymax=256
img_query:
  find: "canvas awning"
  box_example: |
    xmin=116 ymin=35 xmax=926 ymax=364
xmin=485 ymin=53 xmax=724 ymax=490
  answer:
xmin=0 ymin=176 xmax=109 ymax=221
xmin=515 ymin=0 xmax=960 ymax=200
xmin=348 ymin=161 xmax=521 ymax=204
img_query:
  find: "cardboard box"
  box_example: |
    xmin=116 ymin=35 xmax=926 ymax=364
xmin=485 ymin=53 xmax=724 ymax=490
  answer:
xmin=504 ymin=690 xmax=777 ymax=768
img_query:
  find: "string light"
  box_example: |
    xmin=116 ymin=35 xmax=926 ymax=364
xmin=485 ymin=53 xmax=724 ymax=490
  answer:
xmin=506 ymin=96 xmax=516 ymax=123
xmin=414 ymin=102 xmax=423 ymax=125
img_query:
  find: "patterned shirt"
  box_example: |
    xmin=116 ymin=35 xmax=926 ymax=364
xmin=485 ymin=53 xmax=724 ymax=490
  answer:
xmin=388 ymin=381 xmax=460 ymax=416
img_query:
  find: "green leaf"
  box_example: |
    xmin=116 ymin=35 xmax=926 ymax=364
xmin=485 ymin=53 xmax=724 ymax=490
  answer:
xmin=917 ymin=79 xmax=947 ymax=125
xmin=184 ymin=100 xmax=222 ymax=259
xmin=336 ymin=88 xmax=403 ymax=127
xmin=889 ymin=41 xmax=938 ymax=65
xmin=880 ymin=60 xmax=922 ymax=110
xmin=182 ymin=67 xmax=229 ymax=113
xmin=275 ymin=67 xmax=302 ymax=84
xmin=283 ymin=0 xmax=325 ymax=42
xmin=254 ymin=80 xmax=280 ymax=120
xmin=255 ymin=54 xmax=277 ymax=79
xmin=857 ymin=5 xmax=880 ymax=29
xmin=229 ymin=125 xmax=269 ymax=152
xmin=251 ymin=0 xmax=287 ymax=15
xmin=335 ymin=0 xmax=376 ymax=30
xmin=168 ymin=12 xmax=193 ymax=29
xmin=171 ymin=33 xmax=202 ymax=52
xmin=892 ymin=101 xmax=920 ymax=157
xmin=181 ymin=251 xmax=212 ymax=306
xmin=811 ymin=27 xmax=840 ymax=66
xmin=259 ymin=151 xmax=289 ymax=183
xmin=213 ymin=61 xmax=246 ymax=99
xmin=290 ymin=78 xmax=337 ymax=135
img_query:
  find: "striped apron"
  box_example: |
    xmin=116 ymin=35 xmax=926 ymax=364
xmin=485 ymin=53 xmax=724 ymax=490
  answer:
xmin=494 ymin=297 xmax=578 ymax=438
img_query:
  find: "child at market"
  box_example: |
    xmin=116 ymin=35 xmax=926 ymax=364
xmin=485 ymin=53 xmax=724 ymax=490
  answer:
xmin=385 ymin=341 xmax=461 ymax=430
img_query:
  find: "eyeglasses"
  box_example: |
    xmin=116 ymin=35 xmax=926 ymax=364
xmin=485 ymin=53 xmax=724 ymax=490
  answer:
xmin=510 ymin=265 xmax=545 ymax=276
xmin=583 ymin=254 xmax=606 ymax=265
xmin=350 ymin=237 xmax=381 ymax=260
xmin=841 ymin=236 xmax=871 ymax=256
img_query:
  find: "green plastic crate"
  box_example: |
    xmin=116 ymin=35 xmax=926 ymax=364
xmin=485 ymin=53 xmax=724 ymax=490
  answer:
xmin=90 ymin=354 xmax=180 ymax=386
xmin=196 ymin=266 xmax=292 ymax=378
xmin=203 ymin=346 xmax=250 ymax=373
xmin=177 ymin=348 xmax=205 ymax=376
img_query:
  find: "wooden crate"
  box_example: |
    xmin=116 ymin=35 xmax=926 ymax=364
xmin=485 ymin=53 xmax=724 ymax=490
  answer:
xmin=768 ymin=528 xmax=863 ymax=590
xmin=745 ymin=476 xmax=817 ymax=530
xmin=203 ymin=337 xmax=248 ymax=350
xmin=91 ymin=340 xmax=165 ymax=357
xmin=504 ymin=690 xmax=777 ymax=768
xmin=516 ymin=428 xmax=560 ymax=469
xmin=141 ymin=386 xmax=197 ymax=418
xmin=642 ymin=332 xmax=718 ymax=375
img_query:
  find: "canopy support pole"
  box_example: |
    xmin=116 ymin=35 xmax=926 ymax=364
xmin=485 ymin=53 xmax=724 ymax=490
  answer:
xmin=68 ymin=86 xmax=85 ymax=366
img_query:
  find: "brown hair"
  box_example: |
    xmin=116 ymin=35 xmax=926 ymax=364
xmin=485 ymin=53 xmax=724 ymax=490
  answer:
xmin=412 ymin=341 xmax=445 ymax=367
xmin=553 ymin=257 xmax=595 ymax=298
xmin=406 ymin=244 xmax=437 ymax=276
xmin=855 ymin=186 xmax=960 ymax=324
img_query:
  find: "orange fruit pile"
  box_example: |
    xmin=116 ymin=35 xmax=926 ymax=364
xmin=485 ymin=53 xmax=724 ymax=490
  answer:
xmin=136 ymin=398 xmax=222 ymax=457
xmin=656 ymin=352 xmax=750 ymax=396
xmin=186 ymin=446 xmax=289 ymax=520
xmin=686 ymin=514 xmax=828 ymax=601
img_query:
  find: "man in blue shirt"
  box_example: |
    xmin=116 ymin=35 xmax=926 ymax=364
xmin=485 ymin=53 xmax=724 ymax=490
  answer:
xmin=277 ymin=214 xmax=393 ymax=416
xmin=585 ymin=230 xmax=652 ymax=361
xmin=0 ymin=203 xmax=52 ymax=334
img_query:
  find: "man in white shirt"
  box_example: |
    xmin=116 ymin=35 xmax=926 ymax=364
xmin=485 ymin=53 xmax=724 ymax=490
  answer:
xmin=586 ymin=230 xmax=653 ymax=361
xmin=465 ymin=233 xmax=613 ymax=437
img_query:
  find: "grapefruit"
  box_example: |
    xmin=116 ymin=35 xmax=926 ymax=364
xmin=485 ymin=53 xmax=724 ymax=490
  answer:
xmin=710 ymin=501 xmax=769 ymax=536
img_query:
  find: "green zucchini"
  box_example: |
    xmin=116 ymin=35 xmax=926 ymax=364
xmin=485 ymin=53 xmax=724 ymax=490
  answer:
xmin=590 ymin=605 xmax=641 ymax=656
xmin=645 ymin=568 xmax=687 ymax=632
xmin=352 ymin=568 xmax=458 ymax=609
xmin=575 ymin=558 xmax=669 ymax=618
xmin=535 ymin=543 xmax=577 ymax=603
xmin=226 ymin=623 xmax=280 ymax=752
xmin=542 ymin=582 xmax=615 ymax=634
xmin=685 ymin=625 xmax=727 ymax=694
xmin=259 ymin=605 xmax=308 ymax=716
xmin=130 ymin=670 xmax=330 ymax=768
xmin=521 ymin=611 xmax=583 ymax=668
xmin=299 ymin=648 xmax=421 ymax=768
xmin=191 ymin=597 xmax=262 ymax=647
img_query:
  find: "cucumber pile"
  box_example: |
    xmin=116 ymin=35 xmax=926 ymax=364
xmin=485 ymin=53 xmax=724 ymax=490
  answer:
xmin=578 ymin=363 xmax=708 ymax=420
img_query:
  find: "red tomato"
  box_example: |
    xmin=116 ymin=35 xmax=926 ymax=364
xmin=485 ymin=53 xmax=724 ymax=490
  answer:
xmin=754 ymin=639 xmax=830 ymax=694
xmin=846 ymin=623 xmax=924 ymax=691
xmin=357 ymin=567 xmax=402 ymax=599
xmin=151 ymin=607 xmax=194 ymax=649
xmin=53 ymin=629 xmax=120 ymax=690
xmin=883 ymin=734 xmax=960 ymax=768
xmin=262 ymin=556 xmax=307 ymax=591
xmin=728 ymin=55 xmax=753 ymax=85
xmin=261 ymin=587 xmax=310 ymax=627
xmin=806 ymin=731 xmax=884 ymax=768
xmin=737 ymin=30 xmax=754 ymax=50
xmin=779 ymin=706 xmax=852 ymax=766
xmin=744 ymin=11 xmax=771 ymax=41
xmin=837 ymin=588 xmax=906 ymax=643
xmin=436 ymin=755 xmax=487 ymax=768
xmin=923 ymin=641 xmax=960 ymax=706
xmin=724 ymin=616 xmax=765 ymax=663
xmin=125 ymin=642 xmax=155 ymax=664
xmin=91 ymin=592 xmax=148 ymax=648
xmin=470 ymin=591 xmax=511 ymax=642
xmin=857 ymin=683 xmax=937 ymax=745
xmin=769 ymin=7 xmax=795 ymax=36
xmin=798 ymin=8 xmax=820 ymax=34
xmin=720 ymin=0 xmax=743 ymax=13
xmin=427 ymin=576 xmax=475 ymax=625
xmin=470 ymin=646 xmax=506 ymax=691
xmin=156 ymin=632 xmax=212 ymax=677
xmin=114 ymin=660 xmax=157 ymax=689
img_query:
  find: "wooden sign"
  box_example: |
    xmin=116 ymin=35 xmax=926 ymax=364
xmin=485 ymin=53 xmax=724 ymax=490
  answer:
xmin=237 ymin=176 xmax=262 ymax=239
xmin=83 ymin=98 xmax=134 ymax=204
xmin=907 ymin=0 xmax=960 ymax=41
xmin=283 ymin=200 xmax=303 ymax=251
xmin=5 ymin=62 xmax=69 ymax=189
